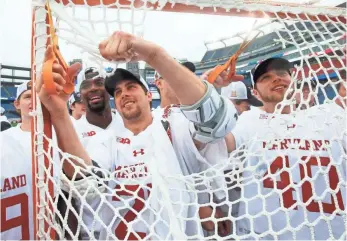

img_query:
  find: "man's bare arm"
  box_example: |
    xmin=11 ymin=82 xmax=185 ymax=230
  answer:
xmin=99 ymin=31 xmax=206 ymax=106
xmin=225 ymin=133 xmax=237 ymax=153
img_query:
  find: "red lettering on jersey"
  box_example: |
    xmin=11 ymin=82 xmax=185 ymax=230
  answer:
xmin=304 ymin=140 xmax=311 ymax=150
xmin=294 ymin=139 xmax=307 ymax=151
xmin=280 ymin=139 xmax=288 ymax=150
xmin=133 ymin=149 xmax=145 ymax=157
xmin=11 ymin=176 xmax=20 ymax=190
xmin=116 ymin=137 xmax=131 ymax=144
xmin=2 ymin=179 xmax=12 ymax=192
xmin=312 ymin=140 xmax=323 ymax=151
xmin=263 ymin=139 xmax=330 ymax=151
xmin=1 ymin=175 xmax=27 ymax=192
xmin=114 ymin=163 xmax=148 ymax=179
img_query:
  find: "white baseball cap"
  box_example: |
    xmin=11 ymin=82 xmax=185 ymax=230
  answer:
xmin=0 ymin=107 xmax=5 ymax=114
xmin=16 ymin=81 xmax=31 ymax=100
xmin=226 ymin=82 xmax=248 ymax=100
xmin=68 ymin=92 xmax=82 ymax=106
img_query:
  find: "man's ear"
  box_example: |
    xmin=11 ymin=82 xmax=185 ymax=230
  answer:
xmin=252 ymin=88 xmax=262 ymax=102
xmin=155 ymin=79 xmax=162 ymax=89
xmin=13 ymin=100 xmax=20 ymax=110
xmin=147 ymin=91 xmax=153 ymax=102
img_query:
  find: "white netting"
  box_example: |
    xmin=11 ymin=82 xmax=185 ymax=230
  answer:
xmin=31 ymin=0 xmax=346 ymax=240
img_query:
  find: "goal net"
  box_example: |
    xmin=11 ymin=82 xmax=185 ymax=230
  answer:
xmin=31 ymin=0 xmax=346 ymax=240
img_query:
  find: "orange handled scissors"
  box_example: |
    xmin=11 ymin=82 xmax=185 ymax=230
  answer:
xmin=207 ymin=31 xmax=261 ymax=84
xmin=41 ymin=2 xmax=74 ymax=95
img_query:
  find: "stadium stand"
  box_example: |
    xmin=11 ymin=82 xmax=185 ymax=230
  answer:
xmin=194 ymin=4 xmax=346 ymax=104
xmin=1 ymin=65 xmax=31 ymax=121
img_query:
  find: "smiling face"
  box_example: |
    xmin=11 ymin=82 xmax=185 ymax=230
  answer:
xmin=114 ymin=79 xmax=152 ymax=121
xmin=295 ymin=83 xmax=316 ymax=108
xmin=253 ymin=69 xmax=292 ymax=104
xmin=71 ymin=101 xmax=86 ymax=119
xmin=155 ymin=78 xmax=178 ymax=103
xmin=14 ymin=90 xmax=32 ymax=119
xmin=80 ymin=78 xmax=110 ymax=113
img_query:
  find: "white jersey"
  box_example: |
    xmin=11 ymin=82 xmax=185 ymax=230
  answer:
xmin=72 ymin=112 xmax=124 ymax=239
xmin=0 ymin=125 xmax=60 ymax=240
xmin=151 ymin=106 xmax=164 ymax=118
xmin=88 ymin=107 xmax=228 ymax=239
xmin=73 ymin=112 xmax=123 ymax=149
xmin=231 ymin=107 xmax=346 ymax=240
xmin=0 ymin=126 xmax=33 ymax=239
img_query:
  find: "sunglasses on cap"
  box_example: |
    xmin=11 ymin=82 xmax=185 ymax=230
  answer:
xmin=79 ymin=67 xmax=106 ymax=90
xmin=83 ymin=67 xmax=104 ymax=80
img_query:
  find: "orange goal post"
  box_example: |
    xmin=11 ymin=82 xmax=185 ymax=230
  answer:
xmin=31 ymin=0 xmax=346 ymax=240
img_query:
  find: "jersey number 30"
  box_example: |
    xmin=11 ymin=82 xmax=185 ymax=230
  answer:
xmin=1 ymin=193 xmax=29 ymax=239
xmin=263 ymin=156 xmax=345 ymax=213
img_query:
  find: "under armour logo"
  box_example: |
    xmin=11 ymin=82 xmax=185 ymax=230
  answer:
xmin=287 ymin=124 xmax=296 ymax=130
xmin=133 ymin=149 xmax=145 ymax=157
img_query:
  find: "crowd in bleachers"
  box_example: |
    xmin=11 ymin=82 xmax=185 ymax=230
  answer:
xmin=1 ymin=83 xmax=21 ymax=120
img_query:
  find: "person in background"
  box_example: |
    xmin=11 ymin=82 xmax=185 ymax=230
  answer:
xmin=153 ymin=61 xmax=196 ymax=117
xmin=334 ymin=69 xmax=346 ymax=109
xmin=222 ymin=81 xmax=263 ymax=118
xmin=294 ymin=79 xmax=317 ymax=110
xmin=0 ymin=106 xmax=11 ymax=131
xmin=68 ymin=92 xmax=86 ymax=121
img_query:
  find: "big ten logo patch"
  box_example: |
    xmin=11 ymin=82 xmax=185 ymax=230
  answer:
xmin=116 ymin=137 xmax=131 ymax=144
xmin=82 ymin=131 xmax=96 ymax=138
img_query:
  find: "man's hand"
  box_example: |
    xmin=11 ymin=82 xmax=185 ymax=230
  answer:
xmin=200 ymin=68 xmax=244 ymax=88
xmin=36 ymin=45 xmax=81 ymax=117
xmin=99 ymin=31 xmax=162 ymax=64
xmin=199 ymin=206 xmax=231 ymax=237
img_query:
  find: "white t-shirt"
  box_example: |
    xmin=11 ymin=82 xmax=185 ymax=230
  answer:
xmin=87 ymin=107 xmax=228 ymax=239
xmin=0 ymin=125 xmax=33 ymax=239
xmin=231 ymin=107 xmax=346 ymax=240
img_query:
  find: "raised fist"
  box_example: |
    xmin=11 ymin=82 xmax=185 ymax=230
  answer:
xmin=99 ymin=31 xmax=162 ymax=64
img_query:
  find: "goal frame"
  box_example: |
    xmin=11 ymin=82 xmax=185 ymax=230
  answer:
xmin=30 ymin=0 xmax=346 ymax=240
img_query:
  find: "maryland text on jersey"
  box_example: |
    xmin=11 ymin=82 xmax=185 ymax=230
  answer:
xmin=114 ymin=163 xmax=148 ymax=179
xmin=262 ymin=139 xmax=331 ymax=151
xmin=1 ymin=174 xmax=27 ymax=192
